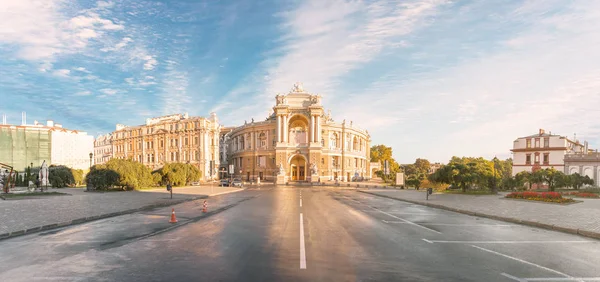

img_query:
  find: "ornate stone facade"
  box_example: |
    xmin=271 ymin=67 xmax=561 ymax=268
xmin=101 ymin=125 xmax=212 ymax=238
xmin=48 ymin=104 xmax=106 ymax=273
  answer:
xmin=225 ymin=83 xmax=371 ymax=183
xmin=564 ymin=151 xmax=600 ymax=186
xmin=109 ymin=112 xmax=220 ymax=180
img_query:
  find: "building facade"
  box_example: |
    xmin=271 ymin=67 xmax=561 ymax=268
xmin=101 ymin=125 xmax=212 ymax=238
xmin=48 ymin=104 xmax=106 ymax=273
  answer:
xmin=109 ymin=113 xmax=220 ymax=180
xmin=94 ymin=133 xmax=113 ymax=165
xmin=511 ymin=129 xmax=587 ymax=176
xmin=564 ymin=151 xmax=600 ymax=186
xmin=0 ymin=119 xmax=93 ymax=171
xmin=224 ymin=83 xmax=371 ymax=183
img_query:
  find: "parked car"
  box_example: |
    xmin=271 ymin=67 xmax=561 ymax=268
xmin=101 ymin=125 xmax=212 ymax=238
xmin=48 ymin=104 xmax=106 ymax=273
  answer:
xmin=219 ymin=179 xmax=230 ymax=187
xmin=190 ymin=181 xmax=200 ymax=186
xmin=231 ymin=178 xmax=243 ymax=187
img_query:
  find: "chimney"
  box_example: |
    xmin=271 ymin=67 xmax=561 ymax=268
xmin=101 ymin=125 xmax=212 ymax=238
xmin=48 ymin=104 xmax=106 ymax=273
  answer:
xmin=539 ymin=128 xmax=545 ymax=135
xmin=46 ymin=120 xmax=54 ymax=127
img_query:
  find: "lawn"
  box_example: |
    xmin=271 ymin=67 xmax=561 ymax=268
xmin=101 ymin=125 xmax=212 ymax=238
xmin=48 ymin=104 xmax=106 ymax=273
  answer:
xmin=0 ymin=192 xmax=69 ymax=199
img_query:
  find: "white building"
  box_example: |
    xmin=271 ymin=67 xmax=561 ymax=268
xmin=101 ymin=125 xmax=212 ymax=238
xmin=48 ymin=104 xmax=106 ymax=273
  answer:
xmin=49 ymin=121 xmax=94 ymax=170
xmin=94 ymin=133 xmax=113 ymax=165
xmin=564 ymin=151 xmax=599 ymax=186
xmin=511 ymin=129 xmax=586 ymax=176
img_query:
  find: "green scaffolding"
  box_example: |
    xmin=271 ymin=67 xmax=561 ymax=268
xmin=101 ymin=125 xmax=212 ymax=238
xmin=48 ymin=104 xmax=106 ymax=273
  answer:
xmin=0 ymin=127 xmax=51 ymax=171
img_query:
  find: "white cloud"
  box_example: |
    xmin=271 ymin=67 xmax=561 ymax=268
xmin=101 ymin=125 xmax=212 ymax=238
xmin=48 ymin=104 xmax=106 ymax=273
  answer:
xmin=74 ymin=67 xmax=90 ymax=73
xmin=53 ymin=69 xmax=71 ymax=77
xmin=100 ymin=88 xmax=118 ymax=95
xmin=124 ymin=77 xmax=134 ymax=85
xmin=0 ymin=0 xmax=125 ymax=61
xmin=96 ymin=1 xmax=114 ymax=9
xmin=143 ymin=55 xmax=158 ymax=70
xmin=75 ymin=90 xmax=91 ymax=96
xmin=161 ymin=59 xmax=190 ymax=114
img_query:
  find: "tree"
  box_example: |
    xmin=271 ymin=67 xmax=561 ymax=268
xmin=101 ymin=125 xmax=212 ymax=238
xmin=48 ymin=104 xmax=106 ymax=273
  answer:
xmin=86 ymin=168 xmax=119 ymax=190
xmin=154 ymin=163 xmax=202 ymax=186
xmin=48 ymin=165 xmax=75 ymax=188
xmin=103 ymin=159 xmax=155 ymax=190
xmin=569 ymin=173 xmax=594 ymax=190
xmin=538 ymin=168 xmax=565 ymax=192
xmin=515 ymin=171 xmax=532 ymax=190
xmin=414 ymin=158 xmax=431 ymax=175
xmin=71 ymin=169 xmax=84 ymax=186
xmin=370 ymin=145 xmax=400 ymax=184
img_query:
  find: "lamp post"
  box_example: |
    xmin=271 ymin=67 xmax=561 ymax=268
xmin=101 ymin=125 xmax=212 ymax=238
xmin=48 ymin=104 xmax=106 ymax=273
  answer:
xmin=492 ymin=156 xmax=499 ymax=194
xmin=89 ymin=152 xmax=93 ymax=169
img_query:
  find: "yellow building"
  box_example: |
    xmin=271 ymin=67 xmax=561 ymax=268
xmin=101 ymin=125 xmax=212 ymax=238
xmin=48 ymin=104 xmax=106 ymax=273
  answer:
xmin=225 ymin=83 xmax=371 ymax=183
xmin=110 ymin=113 xmax=220 ymax=180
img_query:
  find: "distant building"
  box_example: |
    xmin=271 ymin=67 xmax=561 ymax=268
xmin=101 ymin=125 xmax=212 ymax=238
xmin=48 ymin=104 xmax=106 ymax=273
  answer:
xmin=429 ymin=162 xmax=442 ymax=174
xmin=107 ymin=113 xmax=220 ymax=180
xmin=0 ymin=116 xmax=93 ymax=171
xmin=94 ymin=133 xmax=113 ymax=165
xmin=223 ymin=83 xmax=371 ymax=183
xmin=511 ymin=129 xmax=587 ymax=176
xmin=564 ymin=151 xmax=599 ymax=186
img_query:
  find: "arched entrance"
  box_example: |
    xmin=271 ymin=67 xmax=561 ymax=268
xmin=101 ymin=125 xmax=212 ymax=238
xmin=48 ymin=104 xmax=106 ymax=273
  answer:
xmin=289 ymin=155 xmax=307 ymax=181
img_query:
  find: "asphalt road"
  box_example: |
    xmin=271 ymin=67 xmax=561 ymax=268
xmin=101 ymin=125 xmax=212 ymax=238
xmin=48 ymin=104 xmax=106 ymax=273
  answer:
xmin=1 ymin=186 xmax=599 ymax=282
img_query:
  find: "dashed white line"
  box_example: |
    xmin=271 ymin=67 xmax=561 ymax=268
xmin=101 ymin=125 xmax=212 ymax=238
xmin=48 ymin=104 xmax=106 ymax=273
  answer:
xmin=501 ymin=272 xmax=525 ymax=282
xmin=300 ymin=198 xmax=303 ymax=207
xmin=422 ymin=238 xmax=433 ymax=244
xmin=300 ymin=213 xmax=307 ymax=269
xmin=471 ymin=245 xmax=571 ymax=278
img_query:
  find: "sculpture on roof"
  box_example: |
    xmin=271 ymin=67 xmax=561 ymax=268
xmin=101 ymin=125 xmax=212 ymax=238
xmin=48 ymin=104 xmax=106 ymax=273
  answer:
xmin=291 ymin=82 xmax=304 ymax=93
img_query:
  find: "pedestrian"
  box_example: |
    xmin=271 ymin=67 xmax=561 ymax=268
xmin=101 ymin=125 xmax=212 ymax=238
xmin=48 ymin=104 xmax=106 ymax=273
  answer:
xmin=166 ymin=183 xmax=173 ymax=199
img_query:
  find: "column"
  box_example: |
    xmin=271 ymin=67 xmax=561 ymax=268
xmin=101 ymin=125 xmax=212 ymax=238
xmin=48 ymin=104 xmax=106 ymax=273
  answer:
xmin=594 ymin=166 xmax=598 ymax=186
xmin=310 ymin=115 xmax=315 ymax=143
xmin=316 ymin=116 xmax=321 ymax=143
xmin=277 ymin=115 xmax=281 ymax=142
xmin=283 ymin=115 xmax=288 ymax=143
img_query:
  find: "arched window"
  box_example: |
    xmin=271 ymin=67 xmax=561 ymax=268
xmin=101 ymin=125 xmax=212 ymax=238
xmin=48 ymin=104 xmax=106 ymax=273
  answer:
xmin=289 ymin=120 xmax=307 ymax=145
xmin=353 ymin=136 xmax=358 ymax=151
xmin=240 ymin=136 xmax=245 ymax=150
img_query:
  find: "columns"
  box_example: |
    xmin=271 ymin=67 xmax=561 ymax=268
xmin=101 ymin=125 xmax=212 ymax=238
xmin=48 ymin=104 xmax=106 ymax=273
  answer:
xmin=310 ymin=115 xmax=315 ymax=143
xmin=277 ymin=115 xmax=281 ymax=142
xmin=316 ymin=116 xmax=321 ymax=143
xmin=283 ymin=115 xmax=288 ymax=143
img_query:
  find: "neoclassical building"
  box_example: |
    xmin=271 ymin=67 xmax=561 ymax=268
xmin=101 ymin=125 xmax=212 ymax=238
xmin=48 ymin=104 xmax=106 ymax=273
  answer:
xmin=224 ymin=83 xmax=371 ymax=183
xmin=109 ymin=113 xmax=220 ymax=180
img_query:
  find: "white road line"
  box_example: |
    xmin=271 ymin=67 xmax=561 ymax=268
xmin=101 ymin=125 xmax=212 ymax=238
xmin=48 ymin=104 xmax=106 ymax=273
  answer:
xmin=300 ymin=198 xmax=303 ymax=207
xmin=300 ymin=213 xmax=307 ymax=269
xmin=501 ymin=272 xmax=525 ymax=282
xmin=370 ymin=207 xmax=442 ymax=234
xmin=422 ymin=238 xmax=433 ymax=244
xmin=524 ymin=278 xmax=600 ymax=281
xmin=382 ymin=220 xmax=513 ymax=227
xmin=427 ymin=240 xmax=594 ymax=244
xmin=471 ymin=245 xmax=571 ymax=278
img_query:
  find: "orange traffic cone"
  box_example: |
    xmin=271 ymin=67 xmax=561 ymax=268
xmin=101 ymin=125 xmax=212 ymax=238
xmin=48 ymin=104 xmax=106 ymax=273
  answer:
xmin=169 ymin=208 xmax=178 ymax=223
xmin=202 ymin=200 xmax=208 ymax=213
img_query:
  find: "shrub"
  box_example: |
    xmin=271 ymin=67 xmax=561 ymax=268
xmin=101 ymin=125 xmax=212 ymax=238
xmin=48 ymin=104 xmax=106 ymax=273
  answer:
xmin=86 ymin=168 xmax=120 ymax=190
xmin=48 ymin=165 xmax=75 ymax=188
xmin=561 ymin=191 xmax=599 ymax=198
xmin=505 ymin=191 xmax=574 ymax=203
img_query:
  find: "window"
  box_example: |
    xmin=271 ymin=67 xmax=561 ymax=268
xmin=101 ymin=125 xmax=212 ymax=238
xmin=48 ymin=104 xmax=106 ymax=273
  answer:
xmin=543 ymin=153 xmax=549 ymax=164
xmin=535 ymin=154 xmax=540 ymax=164
xmin=321 ymin=158 xmax=325 ymax=165
xmin=185 ymin=137 xmax=188 ymax=146
xmin=330 ymin=133 xmax=338 ymax=148
xmin=544 ymin=138 xmax=549 ymax=147
xmin=240 ymin=137 xmax=245 ymax=150
xmin=321 ymin=138 xmax=325 ymax=147
xmin=175 ymin=139 xmax=179 ymax=146
xmin=259 ymin=132 xmax=266 ymax=148
xmin=535 ymin=138 xmax=540 ymax=148
xmin=160 ymin=140 xmax=164 ymax=148
xmin=194 ymin=137 xmax=198 ymax=145
xmin=526 ymin=139 xmax=531 ymax=148
xmin=355 ymin=158 xmax=358 ymax=166
xmin=526 ymin=154 xmax=531 ymax=165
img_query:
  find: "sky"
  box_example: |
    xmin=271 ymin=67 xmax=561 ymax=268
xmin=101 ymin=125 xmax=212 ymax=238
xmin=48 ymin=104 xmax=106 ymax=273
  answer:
xmin=1 ymin=0 xmax=599 ymax=164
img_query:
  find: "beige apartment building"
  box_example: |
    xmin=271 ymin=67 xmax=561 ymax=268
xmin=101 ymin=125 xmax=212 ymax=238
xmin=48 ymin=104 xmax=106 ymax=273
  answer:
xmin=110 ymin=113 xmax=220 ymax=180
xmin=224 ymin=83 xmax=371 ymax=183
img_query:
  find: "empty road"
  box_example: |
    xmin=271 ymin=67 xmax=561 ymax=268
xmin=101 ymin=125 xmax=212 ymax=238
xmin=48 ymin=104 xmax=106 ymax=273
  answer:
xmin=1 ymin=186 xmax=599 ymax=281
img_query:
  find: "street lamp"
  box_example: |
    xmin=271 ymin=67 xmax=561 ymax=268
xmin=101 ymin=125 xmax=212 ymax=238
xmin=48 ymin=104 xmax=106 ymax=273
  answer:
xmin=89 ymin=152 xmax=93 ymax=169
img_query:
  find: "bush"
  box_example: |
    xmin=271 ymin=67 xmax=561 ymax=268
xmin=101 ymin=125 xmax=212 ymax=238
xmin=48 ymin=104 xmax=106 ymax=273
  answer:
xmin=48 ymin=165 xmax=75 ymax=188
xmin=505 ymin=191 xmax=574 ymax=203
xmin=561 ymin=191 xmax=599 ymax=198
xmin=86 ymin=168 xmax=120 ymax=190
xmin=153 ymin=163 xmax=201 ymax=186
xmin=103 ymin=159 xmax=156 ymax=190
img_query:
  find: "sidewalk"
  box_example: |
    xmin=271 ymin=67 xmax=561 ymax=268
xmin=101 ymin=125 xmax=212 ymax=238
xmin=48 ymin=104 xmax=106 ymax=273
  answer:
xmin=358 ymin=189 xmax=600 ymax=240
xmin=0 ymin=186 xmax=243 ymax=240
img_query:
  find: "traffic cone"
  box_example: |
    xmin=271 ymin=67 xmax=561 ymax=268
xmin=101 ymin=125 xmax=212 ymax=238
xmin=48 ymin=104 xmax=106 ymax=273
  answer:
xmin=169 ymin=208 xmax=178 ymax=223
xmin=202 ymin=200 xmax=208 ymax=213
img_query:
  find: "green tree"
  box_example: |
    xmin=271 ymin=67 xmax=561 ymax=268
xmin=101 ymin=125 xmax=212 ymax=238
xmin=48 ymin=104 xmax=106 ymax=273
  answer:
xmin=538 ymin=168 xmax=565 ymax=192
xmin=515 ymin=171 xmax=532 ymax=190
xmin=71 ymin=169 xmax=84 ymax=186
xmin=48 ymin=165 xmax=75 ymax=188
xmin=569 ymin=173 xmax=594 ymax=190
xmin=414 ymin=158 xmax=431 ymax=175
xmin=86 ymin=168 xmax=120 ymax=190
xmin=103 ymin=159 xmax=155 ymax=190
xmin=154 ymin=163 xmax=202 ymax=186
xmin=370 ymin=145 xmax=400 ymax=184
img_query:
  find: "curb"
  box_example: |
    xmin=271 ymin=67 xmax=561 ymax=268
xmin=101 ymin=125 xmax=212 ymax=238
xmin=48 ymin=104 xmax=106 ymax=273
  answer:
xmin=357 ymin=190 xmax=600 ymax=241
xmin=0 ymin=195 xmax=207 ymax=241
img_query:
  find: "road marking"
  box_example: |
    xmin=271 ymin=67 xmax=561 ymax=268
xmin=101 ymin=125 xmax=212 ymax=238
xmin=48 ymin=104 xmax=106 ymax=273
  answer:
xmin=471 ymin=245 xmax=571 ymax=278
xmin=370 ymin=206 xmax=442 ymax=234
xmin=422 ymin=238 xmax=433 ymax=244
xmin=426 ymin=240 xmax=594 ymax=244
xmin=382 ymin=220 xmax=514 ymax=227
xmin=300 ymin=213 xmax=307 ymax=269
xmin=501 ymin=272 xmax=525 ymax=282
xmin=521 ymin=278 xmax=600 ymax=281
xmin=300 ymin=198 xmax=303 ymax=207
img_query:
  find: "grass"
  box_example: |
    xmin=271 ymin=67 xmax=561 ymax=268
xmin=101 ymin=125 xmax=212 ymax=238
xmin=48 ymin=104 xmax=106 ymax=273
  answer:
xmin=0 ymin=192 xmax=69 ymax=199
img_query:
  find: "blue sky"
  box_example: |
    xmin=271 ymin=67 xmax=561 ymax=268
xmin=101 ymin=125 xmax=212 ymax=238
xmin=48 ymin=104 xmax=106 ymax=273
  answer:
xmin=1 ymin=0 xmax=599 ymax=164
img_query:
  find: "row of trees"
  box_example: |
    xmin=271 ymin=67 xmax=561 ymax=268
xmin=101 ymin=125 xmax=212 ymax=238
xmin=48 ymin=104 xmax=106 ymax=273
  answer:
xmin=86 ymin=159 xmax=202 ymax=190
xmin=515 ymin=169 xmax=593 ymax=191
xmin=8 ymin=166 xmax=84 ymax=188
xmin=429 ymin=156 xmax=512 ymax=193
